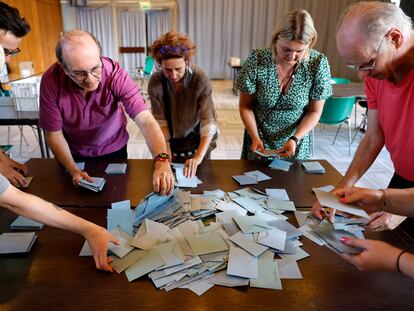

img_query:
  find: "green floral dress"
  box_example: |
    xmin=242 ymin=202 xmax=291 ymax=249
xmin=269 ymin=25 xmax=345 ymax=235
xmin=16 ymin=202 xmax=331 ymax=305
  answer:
xmin=235 ymin=47 xmax=332 ymax=160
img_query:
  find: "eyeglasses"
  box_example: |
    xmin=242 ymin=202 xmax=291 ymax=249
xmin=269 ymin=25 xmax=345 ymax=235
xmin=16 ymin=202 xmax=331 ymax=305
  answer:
xmin=64 ymin=61 xmax=103 ymax=81
xmin=347 ymin=36 xmax=386 ymax=71
xmin=4 ymin=47 xmax=21 ymax=57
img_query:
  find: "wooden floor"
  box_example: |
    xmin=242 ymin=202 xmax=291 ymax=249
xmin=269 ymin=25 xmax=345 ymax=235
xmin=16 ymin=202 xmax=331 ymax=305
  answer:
xmin=0 ymin=80 xmax=393 ymax=189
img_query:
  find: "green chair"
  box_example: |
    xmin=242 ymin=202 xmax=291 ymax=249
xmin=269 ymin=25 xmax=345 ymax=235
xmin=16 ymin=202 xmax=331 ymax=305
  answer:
xmin=136 ymin=55 xmax=154 ymax=95
xmin=331 ymin=77 xmax=351 ymax=84
xmin=313 ymin=96 xmax=356 ymax=156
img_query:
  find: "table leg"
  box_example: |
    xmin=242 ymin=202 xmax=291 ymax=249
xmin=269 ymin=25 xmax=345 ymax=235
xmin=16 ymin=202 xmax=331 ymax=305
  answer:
xmin=36 ymin=125 xmax=46 ymax=158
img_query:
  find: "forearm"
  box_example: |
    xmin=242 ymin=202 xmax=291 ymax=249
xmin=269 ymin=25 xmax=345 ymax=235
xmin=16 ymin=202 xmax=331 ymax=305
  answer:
xmin=399 ymin=251 xmax=414 ymax=279
xmin=383 ymin=188 xmax=414 ymax=217
xmin=239 ymin=94 xmax=260 ymax=140
xmin=2 ymin=187 xmax=95 ymax=237
xmin=194 ymin=134 xmax=214 ymax=160
xmin=46 ymin=131 xmax=79 ymax=174
xmin=294 ymin=110 xmax=322 ymax=140
xmin=134 ymin=111 xmax=169 ymax=157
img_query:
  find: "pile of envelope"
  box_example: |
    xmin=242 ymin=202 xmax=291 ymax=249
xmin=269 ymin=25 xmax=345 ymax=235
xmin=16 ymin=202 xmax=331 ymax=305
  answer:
xmin=79 ymin=177 xmax=106 ymax=192
xmin=80 ymin=186 xmax=366 ymax=296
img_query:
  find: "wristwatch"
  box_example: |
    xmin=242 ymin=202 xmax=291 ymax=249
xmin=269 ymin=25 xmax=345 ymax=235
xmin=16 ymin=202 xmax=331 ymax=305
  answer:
xmin=289 ymin=136 xmax=300 ymax=145
xmin=154 ymin=153 xmax=170 ymax=163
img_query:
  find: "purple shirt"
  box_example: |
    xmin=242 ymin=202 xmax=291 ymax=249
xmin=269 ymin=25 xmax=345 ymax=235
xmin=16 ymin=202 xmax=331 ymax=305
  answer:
xmin=39 ymin=57 xmax=148 ymax=157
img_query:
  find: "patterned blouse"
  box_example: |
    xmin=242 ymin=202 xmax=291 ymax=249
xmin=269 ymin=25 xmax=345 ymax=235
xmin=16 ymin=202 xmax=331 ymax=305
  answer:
xmin=235 ymin=46 xmax=332 ymax=160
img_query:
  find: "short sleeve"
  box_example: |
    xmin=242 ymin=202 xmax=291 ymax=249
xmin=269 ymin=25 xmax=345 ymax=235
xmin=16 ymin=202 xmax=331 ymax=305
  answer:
xmin=309 ymin=54 xmax=333 ymax=101
xmin=235 ymin=50 xmax=258 ymax=94
xmin=39 ymin=65 xmax=63 ymax=131
xmin=110 ymin=61 xmax=148 ymax=119
xmin=365 ymin=77 xmax=378 ymax=109
xmin=0 ymin=173 xmax=11 ymax=195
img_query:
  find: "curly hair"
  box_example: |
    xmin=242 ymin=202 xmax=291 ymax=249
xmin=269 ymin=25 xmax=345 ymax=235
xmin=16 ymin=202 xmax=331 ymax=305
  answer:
xmin=151 ymin=31 xmax=196 ymax=64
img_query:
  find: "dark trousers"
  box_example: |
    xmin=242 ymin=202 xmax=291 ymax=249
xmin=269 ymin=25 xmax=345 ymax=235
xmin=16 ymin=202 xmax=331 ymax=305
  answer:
xmin=72 ymin=145 xmax=128 ymax=162
xmin=388 ymin=172 xmax=414 ymax=235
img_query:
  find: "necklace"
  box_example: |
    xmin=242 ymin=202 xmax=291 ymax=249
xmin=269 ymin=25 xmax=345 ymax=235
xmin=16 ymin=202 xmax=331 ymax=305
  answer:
xmin=277 ymin=63 xmax=296 ymax=95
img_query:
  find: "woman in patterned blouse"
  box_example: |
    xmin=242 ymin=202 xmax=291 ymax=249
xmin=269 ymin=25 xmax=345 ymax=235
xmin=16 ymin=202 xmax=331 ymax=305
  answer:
xmin=236 ymin=9 xmax=332 ymax=160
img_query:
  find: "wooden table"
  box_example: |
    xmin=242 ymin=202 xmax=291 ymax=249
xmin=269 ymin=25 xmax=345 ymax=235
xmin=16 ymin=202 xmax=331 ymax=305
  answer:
xmin=0 ymin=101 xmax=49 ymax=158
xmin=24 ymin=158 xmax=343 ymax=208
xmin=1 ymin=207 xmax=413 ymax=311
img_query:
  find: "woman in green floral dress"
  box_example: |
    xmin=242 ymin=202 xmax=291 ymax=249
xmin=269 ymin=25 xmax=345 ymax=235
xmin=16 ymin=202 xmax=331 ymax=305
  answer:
xmin=236 ymin=9 xmax=332 ymax=160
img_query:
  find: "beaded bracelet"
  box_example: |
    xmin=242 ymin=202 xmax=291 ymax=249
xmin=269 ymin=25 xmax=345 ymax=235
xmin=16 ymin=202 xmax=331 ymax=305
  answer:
xmin=396 ymin=250 xmax=408 ymax=273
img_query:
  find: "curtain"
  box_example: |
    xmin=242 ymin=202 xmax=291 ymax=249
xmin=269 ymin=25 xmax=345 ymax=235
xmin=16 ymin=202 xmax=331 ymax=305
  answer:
xmin=147 ymin=10 xmax=172 ymax=46
xmin=77 ymin=6 xmax=116 ymax=60
xmin=119 ymin=8 xmax=146 ymax=73
xmin=178 ymin=0 xmax=361 ymax=80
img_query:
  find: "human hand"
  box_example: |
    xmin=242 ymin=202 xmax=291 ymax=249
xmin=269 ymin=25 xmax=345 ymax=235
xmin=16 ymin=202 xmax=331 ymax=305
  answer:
xmin=250 ymin=137 xmax=265 ymax=153
xmin=336 ymin=187 xmax=383 ymax=214
xmin=184 ymin=156 xmax=202 ymax=178
xmin=275 ymin=139 xmax=297 ymax=158
xmin=153 ymin=161 xmax=174 ymax=195
xmin=312 ymin=199 xmax=337 ymax=223
xmin=341 ymin=237 xmax=401 ymax=272
xmin=365 ymin=211 xmax=406 ymax=231
xmin=70 ymin=169 xmax=94 ymax=186
xmin=84 ymin=225 xmax=119 ymax=272
xmin=0 ymin=160 xmax=28 ymax=187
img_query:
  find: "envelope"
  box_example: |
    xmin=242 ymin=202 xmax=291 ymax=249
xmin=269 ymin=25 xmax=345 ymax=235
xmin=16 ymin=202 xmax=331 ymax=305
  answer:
xmin=265 ymin=188 xmax=290 ymax=200
xmin=232 ymin=197 xmax=263 ymax=214
xmin=207 ymin=270 xmax=249 ymax=287
xmin=105 ymin=163 xmax=127 ymax=174
xmin=110 ymin=249 xmax=147 ymax=274
xmin=277 ymin=258 xmax=303 ymax=279
xmin=268 ymin=159 xmax=293 ymax=171
xmin=227 ymin=245 xmax=258 ymax=279
xmin=108 ymin=227 xmax=134 ymax=258
xmin=130 ymin=219 xmax=170 ymax=250
xmin=229 ymin=231 xmax=268 ymax=257
xmin=256 ymin=228 xmax=287 ymax=251
xmin=175 ymin=167 xmax=198 ymax=188
xmin=125 ymin=249 xmax=165 ymax=282
xmin=153 ymin=240 xmax=185 ymax=269
xmin=244 ymin=170 xmax=272 ymax=182
xmin=266 ymin=198 xmax=296 ymax=212
xmin=107 ymin=208 xmax=134 ymax=236
xmin=250 ymin=251 xmax=282 ymax=290
xmin=233 ymin=215 xmax=273 ymax=233
xmin=185 ymin=231 xmax=229 ymax=255
xmin=232 ymin=174 xmax=258 ymax=185
xmin=313 ymin=188 xmax=369 ymax=218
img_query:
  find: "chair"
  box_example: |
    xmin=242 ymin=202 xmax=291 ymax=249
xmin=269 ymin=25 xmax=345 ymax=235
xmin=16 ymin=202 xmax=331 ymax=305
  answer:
xmin=352 ymin=100 xmax=368 ymax=143
xmin=331 ymin=77 xmax=351 ymax=84
xmin=135 ymin=56 xmax=154 ymax=95
xmin=313 ymin=96 xmax=356 ymax=156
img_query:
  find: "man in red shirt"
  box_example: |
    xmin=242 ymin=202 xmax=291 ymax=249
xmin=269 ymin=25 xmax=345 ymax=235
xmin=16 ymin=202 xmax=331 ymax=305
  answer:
xmin=313 ymin=1 xmax=414 ymax=231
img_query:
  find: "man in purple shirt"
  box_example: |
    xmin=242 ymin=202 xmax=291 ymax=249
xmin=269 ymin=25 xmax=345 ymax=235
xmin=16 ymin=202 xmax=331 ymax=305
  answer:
xmin=40 ymin=30 xmax=174 ymax=195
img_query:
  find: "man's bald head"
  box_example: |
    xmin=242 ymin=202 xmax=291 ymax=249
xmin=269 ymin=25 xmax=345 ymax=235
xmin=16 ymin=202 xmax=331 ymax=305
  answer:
xmin=55 ymin=30 xmax=102 ymax=65
xmin=337 ymin=1 xmax=412 ymax=52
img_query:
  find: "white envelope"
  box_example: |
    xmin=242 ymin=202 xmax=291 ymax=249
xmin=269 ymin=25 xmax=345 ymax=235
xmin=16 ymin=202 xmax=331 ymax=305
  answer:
xmin=229 ymin=231 xmax=268 ymax=257
xmin=153 ymin=240 xmax=185 ymax=269
xmin=313 ymin=188 xmax=369 ymax=218
xmin=250 ymin=251 xmax=282 ymax=290
xmin=130 ymin=219 xmax=170 ymax=250
xmin=233 ymin=215 xmax=273 ymax=233
xmin=227 ymin=245 xmax=258 ymax=279
xmin=256 ymin=228 xmax=287 ymax=251
xmin=186 ymin=231 xmax=229 ymax=255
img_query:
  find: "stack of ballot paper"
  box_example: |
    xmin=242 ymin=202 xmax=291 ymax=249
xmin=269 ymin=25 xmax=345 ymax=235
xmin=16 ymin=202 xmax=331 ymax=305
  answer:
xmin=0 ymin=232 xmax=37 ymax=254
xmin=105 ymin=163 xmax=127 ymax=174
xmin=268 ymin=159 xmax=293 ymax=171
xmin=79 ymin=177 xmax=106 ymax=192
xmin=10 ymin=216 xmax=44 ymax=230
xmin=301 ymin=162 xmax=325 ymax=174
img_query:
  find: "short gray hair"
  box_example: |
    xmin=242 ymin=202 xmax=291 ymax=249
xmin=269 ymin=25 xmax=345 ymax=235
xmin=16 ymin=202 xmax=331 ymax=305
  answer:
xmin=270 ymin=9 xmax=317 ymax=60
xmin=338 ymin=1 xmax=413 ymax=47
